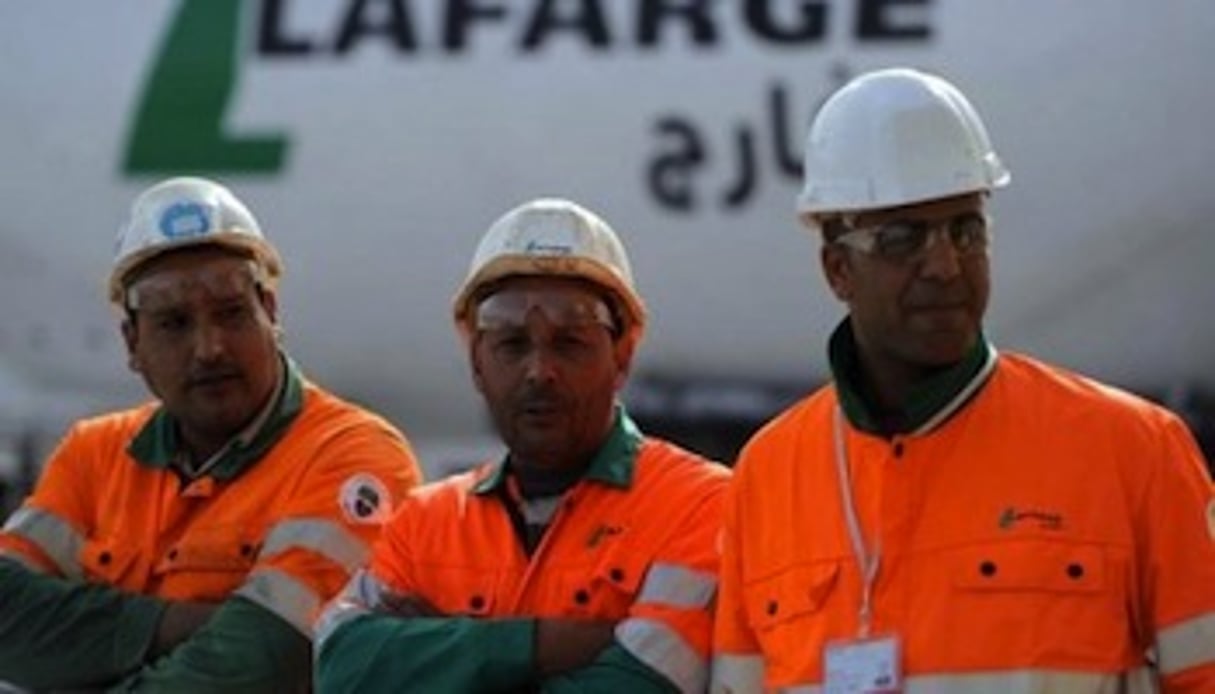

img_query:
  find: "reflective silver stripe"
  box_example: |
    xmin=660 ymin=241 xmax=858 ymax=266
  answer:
xmin=638 ymin=563 xmax=717 ymax=610
xmin=313 ymin=570 xmax=384 ymax=653
xmin=616 ymin=617 xmax=706 ymax=694
xmin=260 ymin=518 xmax=369 ymax=574
xmin=779 ymin=668 xmax=1151 ymax=693
xmin=0 ymin=550 xmax=43 ymax=574
xmin=709 ymin=653 xmax=764 ymax=693
xmin=1158 ymin=611 xmax=1215 ymax=676
xmin=1 ymin=508 xmax=83 ymax=579
xmin=235 ymin=567 xmax=322 ymax=637
xmin=1125 ymin=666 xmax=1160 ymax=694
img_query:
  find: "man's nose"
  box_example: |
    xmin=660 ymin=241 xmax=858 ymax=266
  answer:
xmin=918 ymin=226 xmax=963 ymax=279
xmin=192 ymin=321 xmax=228 ymax=362
xmin=522 ymin=346 xmax=559 ymax=384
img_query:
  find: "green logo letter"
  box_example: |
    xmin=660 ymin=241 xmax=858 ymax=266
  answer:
xmin=123 ymin=0 xmax=288 ymax=175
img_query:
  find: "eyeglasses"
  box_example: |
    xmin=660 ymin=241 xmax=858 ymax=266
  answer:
xmin=833 ymin=212 xmax=991 ymax=262
xmin=124 ymin=260 xmax=264 ymax=312
xmin=474 ymin=288 xmax=616 ymax=333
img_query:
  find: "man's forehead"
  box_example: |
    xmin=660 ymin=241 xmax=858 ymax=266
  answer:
xmin=127 ymin=261 xmax=260 ymax=311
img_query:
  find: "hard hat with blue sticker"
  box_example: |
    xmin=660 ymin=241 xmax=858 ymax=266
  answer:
xmin=108 ymin=177 xmax=283 ymax=305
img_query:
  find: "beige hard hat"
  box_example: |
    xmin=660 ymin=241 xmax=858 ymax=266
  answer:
xmin=108 ymin=177 xmax=283 ymax=305
xmin=452 ymin=198 xmax=646 ymax=345
xmin=799 ymin=67 xmax=1010 ymax=228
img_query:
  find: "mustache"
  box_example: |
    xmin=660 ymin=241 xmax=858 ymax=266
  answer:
xmin=904 ymin=285 xmax=972 ymax=309
xmin=514 ymin=386 xmax=567 ymax=411
xmin=185 ymin=366 xmax=243 ymax=387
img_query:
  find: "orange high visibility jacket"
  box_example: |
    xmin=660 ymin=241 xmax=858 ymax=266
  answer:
xmin=0 ymin=378 xmax=419 ymax=637
xmin=713 ymin=353 xmax=1215 ymax=692
xmin=318 ymin=413 xmax=730 ymax=693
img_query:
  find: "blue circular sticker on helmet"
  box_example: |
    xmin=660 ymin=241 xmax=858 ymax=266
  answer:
xmin=158 ymin=202 xmax=211 ymax=239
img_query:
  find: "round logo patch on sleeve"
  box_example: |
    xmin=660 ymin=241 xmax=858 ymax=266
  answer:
xmin=339 ymin=474 xmax=392 ymax=525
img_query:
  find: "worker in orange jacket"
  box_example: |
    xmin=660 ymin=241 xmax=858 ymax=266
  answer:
xmin=0 ymin=177 xmax=421 ymax=691
xmin=316 ymin=198 xmax=731 ymax=693
xmin=711 ymin=68 xmax=1215 ymax=692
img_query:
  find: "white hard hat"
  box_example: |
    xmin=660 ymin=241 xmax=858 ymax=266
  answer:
xmin=452 ymin=198 xmax=646 ymax=345
xmin=798 ymin=67 xmax=1010 ymax=224
xmin=108 ymin=177 xmax=283 ymax=305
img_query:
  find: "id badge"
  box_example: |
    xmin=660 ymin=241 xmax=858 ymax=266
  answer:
xmin=823 ymin=634 xmax=902 ymax=694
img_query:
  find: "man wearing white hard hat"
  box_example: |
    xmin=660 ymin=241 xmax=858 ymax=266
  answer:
xmin=712 ymin=68 xmax=1215 ymax=692
xmin=316 ymin=198 xmax=730 ymax=693
xmin=0 ymin=177 xmax=421 ymax=691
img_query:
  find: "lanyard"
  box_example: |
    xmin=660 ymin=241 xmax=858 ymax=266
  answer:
xmin=833 ymin=406 xmax=881 ymax=638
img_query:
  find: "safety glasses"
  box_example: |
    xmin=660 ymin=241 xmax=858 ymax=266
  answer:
xmin=474 ymin=288 xmax=616 ymax=333
xmin=834 ymin=212 xmax=991 ymax=263
xmin=125 ymin=261 xmax=264 ymax=312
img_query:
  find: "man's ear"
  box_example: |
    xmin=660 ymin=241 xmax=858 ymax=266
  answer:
xmin=821 ymin=244 xmax=855 ymax=302
xmin=612 ymin=334 xmax=637 ymax=392
xmin=468 ymin=336 xmax=487 ymax=395
xmin=121 ymin=318 xmax=142 ymax=374
xmin=258 ymin=286 xmax=279 ymax=325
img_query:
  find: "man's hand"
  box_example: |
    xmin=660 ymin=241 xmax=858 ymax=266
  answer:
xmin=148 ymin=600 xmax=219 ymax=660
xmin=534 ymin=618 xmax=617 ymax=676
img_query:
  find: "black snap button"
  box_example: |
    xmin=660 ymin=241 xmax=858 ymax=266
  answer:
xmin=766 ymin=600 xmax=778 ymax=616
xmin=98 ymin=551 xmax=111 ymax=566
xmin=470 ymin=595 xmax=485 ymax=610
xmin=240 ymin=544 xmax=253 ymax=557
xmin=167 ymin=548 xmax=178 ymax=561
xmin=574 ymin=589 xmax=590 ymax=605
xmin=609 ymin=568 xmax=625 ymax=583
xmin=893 ymin=442 xmax=905 ymax=457
xmin=979 ymin=560 xmax=997 ymax=577
xmin=1066 ymin=563 xmax=1084 ymax=579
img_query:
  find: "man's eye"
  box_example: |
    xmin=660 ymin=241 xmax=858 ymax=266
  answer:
xmin=155 ymin=314 xmax=190 ymax=333
xmin=950 ymin=214 xmax=988 ymax=248
xmin=553 ymin=334 xmax=592 ymax=352
xmin=218 ymin=304 xmax=252 ymax=325
xmin=490 ymin=335 xmax=530 ymax=355
xmin=874 ymin=222 xmax=925 ymax=256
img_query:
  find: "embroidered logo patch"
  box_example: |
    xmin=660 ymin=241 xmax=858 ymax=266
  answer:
xmin=998 ymin=506 xmax=1064 ymax=531
xmin=339 ymin=474 xmax=391 ymax=525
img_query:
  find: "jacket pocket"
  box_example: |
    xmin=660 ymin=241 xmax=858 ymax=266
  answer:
xmin=942 ymin=539 xmax=1123 ymax=662
xmin=745 ymin=562 xmax=840 ymax=631
xmin=153 ymin=524 xmax=258 ymax=600
xmin=742 ymin=562 xmax=842 ymax=684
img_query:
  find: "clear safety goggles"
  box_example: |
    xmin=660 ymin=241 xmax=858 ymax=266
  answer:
xmin=834 ymin=212 xmax=991 ymax=263
xmin=124 ymin=261 xmax=265 ymax=312
xmin=473 ymin=288 xmax=616 ymax=333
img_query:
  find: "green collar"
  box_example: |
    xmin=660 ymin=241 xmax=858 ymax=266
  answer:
xmin=829 ymin=319 xmax=996 ymax=436
xmin=127 ymin=354 xmax=305 ymax=481
xmin=473 ymin=406 xmax=643 ymax=495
